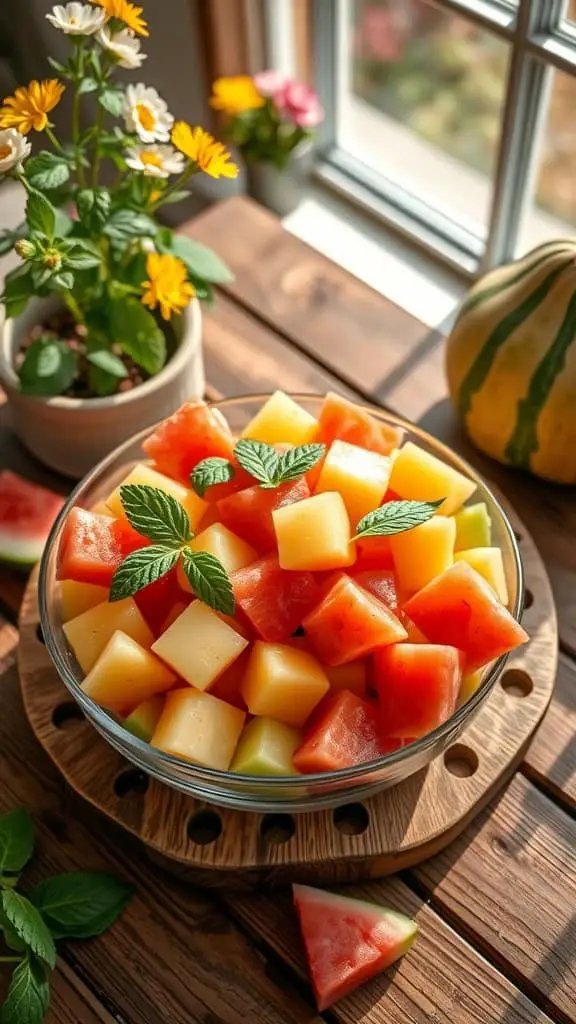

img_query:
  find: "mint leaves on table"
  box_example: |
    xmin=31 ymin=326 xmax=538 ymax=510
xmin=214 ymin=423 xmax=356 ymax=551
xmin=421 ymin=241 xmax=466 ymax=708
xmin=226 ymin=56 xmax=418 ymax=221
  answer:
xmin=0 ymin=808 xmax=133 ymax=1024
xmin=110 ymin=484 xmax=235 ymax=615
xmin=354 ymin=499 xmax=445 ymax=540
xmin=190 ymin=457 xmax=236 ymax=498
xmin=190 ymin=439 xmax=326 ymax=497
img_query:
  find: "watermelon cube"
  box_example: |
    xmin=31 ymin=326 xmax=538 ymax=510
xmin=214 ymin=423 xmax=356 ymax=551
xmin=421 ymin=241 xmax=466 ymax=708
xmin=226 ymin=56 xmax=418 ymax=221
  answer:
xmin=314 ymin=440 xmax=391 ymax=526
xmin=292 ymin=884 xmax=418 ymax=1010
xmin=373 ymin=643 xmax=462 ymax=738
xmin=57 ymin=507 xmax=147 ymax=587
xmin=404 ymin=562 xmax=528 ymax=671
xmin=354 ymin=533 xmax=394 ymax=571
xmin=241 ymin=390 xmax=318 ymax=446
xmin=217 ymin=477 xmax=310 ymax=554
xmin=293 ymin=690 xmax=390 ymax=773
xmin=303 ymin=575 xmax=407 ymax=666
xmin=241 ymin=641 xmax=330 ymax=728
xmin=324 ymin=658 xmax=368 ymax=697
xmin=389 ymin=441 xmax=476 ymax=515
xmin=351 ymin=568 xmax=399 ymax=610
xmin=133 ymin=566 xmax=190 ymax=636
xmin=231 ymin=555 xmax=321 ymax=642
xmin=143 ymin=401 xmax=234 ymax=485
xmin=317 ymin=392 xmax=404 ymax=455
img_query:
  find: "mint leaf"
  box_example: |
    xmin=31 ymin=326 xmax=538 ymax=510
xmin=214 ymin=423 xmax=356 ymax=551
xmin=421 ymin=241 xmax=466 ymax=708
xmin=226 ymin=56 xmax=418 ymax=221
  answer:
xmin=0 ymin=909 xmax=27 ymax=952
xmin=181 ymin=549 xmax=235 ymax=615
xmin=190 ymin=457 xmax=235 ymax=498
xmin=110 ymin=546 xmax=179 ymax=602
xmin=26 ymin=152 xmax=70 ymax=191
xmin=274 ymin=443 xmax=325 ymax=485
xmin=30 ymin=872 xmax=133 ymax=940
xmin=120 ymin=484 xmax=190 ymax=545
xmin=1 ymin=957 xmax=49 ymax=1024
xmin=234 ymin=440 xmax=279 ymax=488
xmin=1 ymin=891 xmax=56 ymax=969
xmin=0 ymin=809 xmax=34 ymax=874
xmin=355 ymin=499 xmax=444 ymax=539
xmin=26 ymin=190 xmax=55 ymax=240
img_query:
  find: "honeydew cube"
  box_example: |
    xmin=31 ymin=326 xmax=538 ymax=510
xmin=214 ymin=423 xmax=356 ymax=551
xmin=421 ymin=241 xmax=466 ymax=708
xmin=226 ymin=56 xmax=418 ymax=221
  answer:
xmin=105 ymin=462 xmax=207 ymax=531
xmin=241 ymin=390 xmax=318 ymax=446
xmin=273 ymin=492 xmax=356 ymax=571
xmin=60 ymin=580 xmax=109 ymax=622
xmin=389 ymin=442 xmax=476 ymax=516
xmin=325 ymin=659 xmax=368 ymax=698
xmin=177 ymin=524 xmax=258 ymax=594
xmin=454 ymin=502 xmax=492 ymax=551
xmin=82 ymin=631 xmax=175 ymax=713
xmin=151 ymin=600 xmax=248 ymax=690
xmin=152 ymin=688 xmax=245 ymax=770
xmin=458 ymin=669 xmax=484 ymax=707
xmin=391 ymin=516 xmax=456 ymax=594
xmin=63 ymin=598 xmax=154 ymax=673
xmin=231 ymin=716 xmax=301 ymax=776
xmin=314 ymin=441 xmax=391 ymax=527
xmin=124 ymin=694 xmax=165 ymax=742
xmin=241 ymin=641 xmax=330 ymax=727
xmin=455 ymin=547 xmax=508 ymax=605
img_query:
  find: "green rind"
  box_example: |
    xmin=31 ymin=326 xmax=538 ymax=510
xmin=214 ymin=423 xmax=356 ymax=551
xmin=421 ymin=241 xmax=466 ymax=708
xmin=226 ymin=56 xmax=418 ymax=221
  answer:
xmin=292 ymin=884 xmax=418 ymax=943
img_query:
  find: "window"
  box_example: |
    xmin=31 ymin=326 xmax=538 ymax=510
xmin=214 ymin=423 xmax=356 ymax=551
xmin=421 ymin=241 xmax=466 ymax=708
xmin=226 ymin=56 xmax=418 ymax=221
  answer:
xmin=312 ymin=0 xmax=576 ymax=274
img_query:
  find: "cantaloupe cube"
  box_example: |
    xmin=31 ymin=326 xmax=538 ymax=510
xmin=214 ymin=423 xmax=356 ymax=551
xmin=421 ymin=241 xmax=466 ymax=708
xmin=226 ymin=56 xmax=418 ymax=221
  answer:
xmin=455 ymin=547 xmax=508 ymax=605
xmin=389 ymin=441 xmax=476 ymax=515
xmin=391 ymin=516 xmax=456 ymax=594
xmin=454 ymin=502 xmax=491 ymax=550
xmin=177 ymin=524 xmax=258 ymax=594
xmin=60 ymin=580 xmax=109 ymax=622
xmin=458 ymin=669 xmax=484 ymax=707
xmin=241 ymin=641 xmax=330 ymax=727
xmin=314 ymin=441 xmax=391 ymax=527
xmin=273 ymin=492 xmax=356 ymax=571
xmin=324 ymin=658 xmax=367 ymax=697
xmin=105 ymin=462 xmax=207 ymax=531
xmin=124 ymin=694 xmax=165 ymax=741
xmin=241 ymin=390 xmax=318 ymax=446
xmin=231 ymin=717 xmax=301 ymax=775
xmin=82 ymin=631 xmax=175 ymax=713
xmin=152 ymin=688 xmax=245 ymax=770
xmin=63 ymin=598 xmax=154 ymax=673
xmin=151 ymin=600 xmax=248 ymax=690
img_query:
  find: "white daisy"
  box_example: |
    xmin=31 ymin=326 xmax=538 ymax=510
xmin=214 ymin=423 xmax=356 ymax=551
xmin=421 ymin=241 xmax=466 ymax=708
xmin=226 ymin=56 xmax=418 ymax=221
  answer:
xmin=96 ymin=26 xmax=147 ymax=69
xmin=125 ymin=143 xmax=185 ymax=178
xmin=123 ymin=84 xmax=173 ymax=144
xmin=46 ymin=3 xmax=106 ymax=35
xmin=0 ymin=128 xmax=32 ymax=173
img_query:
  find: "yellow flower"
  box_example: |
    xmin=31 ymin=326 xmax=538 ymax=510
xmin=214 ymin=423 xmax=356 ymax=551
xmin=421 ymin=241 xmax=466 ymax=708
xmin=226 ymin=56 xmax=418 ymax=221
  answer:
xmin=171 ymin=122 xmax=238 ymax=179
xmin=0 ymin=79 xmax=65 ymax=134
xmin=91 ymin=0 xmax=148 ymax=36
xmin=210 ymin=75 xmax=265 ymax=116
xmin=141 ymin=252 xmax=195 ymax=321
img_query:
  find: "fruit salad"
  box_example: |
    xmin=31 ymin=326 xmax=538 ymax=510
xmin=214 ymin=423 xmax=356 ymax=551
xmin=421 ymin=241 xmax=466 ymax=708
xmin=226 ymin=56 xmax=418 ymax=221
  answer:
xmin=56 ymin=391 xmax=528 ymax=776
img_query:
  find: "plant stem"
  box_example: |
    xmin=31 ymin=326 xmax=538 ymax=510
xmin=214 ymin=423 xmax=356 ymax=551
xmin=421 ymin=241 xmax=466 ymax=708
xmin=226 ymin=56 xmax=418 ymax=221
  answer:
xmin=0 ymin=875 xmax=18 ymax=888
xmin=0 ymin=956 xmax=22 ymax=964
xmin=45 ymin=126 xmax=63 ymax=152
xmin=63 ymin=289 xmax=84 ymax=323
xmin=150 ymin=163 xmax=196 ymax=209
xmin=91 ymin=102 xmax=104 ymax=189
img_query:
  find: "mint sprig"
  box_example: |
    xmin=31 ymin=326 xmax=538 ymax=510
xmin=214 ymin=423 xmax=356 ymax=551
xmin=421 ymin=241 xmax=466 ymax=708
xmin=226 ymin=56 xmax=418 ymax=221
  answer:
xmin=234 ymin=439 xmax=325 ymax=489
xmin=354 ymin=498 xmax=445 ymax=540
xmin=109 ymin=546 xmax=180 ymax=603
xmin=119 ymin=484 xmax=190 ymax=546
xmin=190 ymin=457 xmax=236 ymax=498
xmin=181 ymin=549 xmax=235 ymax=617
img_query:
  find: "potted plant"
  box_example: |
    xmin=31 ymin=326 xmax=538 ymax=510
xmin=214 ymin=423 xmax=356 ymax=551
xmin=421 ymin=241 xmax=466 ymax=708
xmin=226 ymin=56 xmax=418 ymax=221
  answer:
xmin=0 ymin=0 xmax=238 ymax=479
xmin=211 ymin=71 xmax=324 ymax=217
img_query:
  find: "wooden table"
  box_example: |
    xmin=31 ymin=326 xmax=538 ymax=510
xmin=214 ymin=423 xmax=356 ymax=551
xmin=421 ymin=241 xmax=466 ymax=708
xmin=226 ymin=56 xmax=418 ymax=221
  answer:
xmin=1 ymin=196 xmax=575 ymax=1024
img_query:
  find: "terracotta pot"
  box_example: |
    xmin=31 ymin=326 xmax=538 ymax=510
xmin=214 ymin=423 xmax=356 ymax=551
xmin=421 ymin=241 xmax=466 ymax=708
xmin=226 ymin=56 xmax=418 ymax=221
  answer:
xmin=0 ymin=295 xmax=204 ymax=479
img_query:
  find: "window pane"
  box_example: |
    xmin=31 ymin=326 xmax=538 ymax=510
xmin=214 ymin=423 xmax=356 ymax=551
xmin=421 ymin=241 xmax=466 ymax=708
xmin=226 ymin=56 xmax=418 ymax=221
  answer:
xmin=520 ymin=68 xmax=576 ymax=253
xmin=341 ymin=0 xmax=509 ymax=233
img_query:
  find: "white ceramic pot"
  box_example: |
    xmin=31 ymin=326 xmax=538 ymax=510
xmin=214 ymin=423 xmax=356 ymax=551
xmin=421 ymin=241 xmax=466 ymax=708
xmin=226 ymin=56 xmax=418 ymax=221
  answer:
xmin=0 ymin=295 xmax=205 ymax=479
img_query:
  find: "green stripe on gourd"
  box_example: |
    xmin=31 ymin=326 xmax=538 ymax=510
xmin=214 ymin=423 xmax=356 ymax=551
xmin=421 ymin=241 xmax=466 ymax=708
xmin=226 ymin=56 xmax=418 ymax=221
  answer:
xmin=505 ymin=291 xmax=576 ymax=469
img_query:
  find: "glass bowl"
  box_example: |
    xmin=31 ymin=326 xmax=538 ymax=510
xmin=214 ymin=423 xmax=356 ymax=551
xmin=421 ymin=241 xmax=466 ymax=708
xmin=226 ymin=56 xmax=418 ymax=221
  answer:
xmin=39 ymin=395 xmax=524 ymax=812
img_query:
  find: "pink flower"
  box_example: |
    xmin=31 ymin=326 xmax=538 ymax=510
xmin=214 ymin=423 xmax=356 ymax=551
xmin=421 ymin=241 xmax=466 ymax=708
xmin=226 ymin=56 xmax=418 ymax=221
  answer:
xmin=254 ymin=69 xmax=288 ymax=98
xmin=277 ymin=80 xmax=324 ymax=129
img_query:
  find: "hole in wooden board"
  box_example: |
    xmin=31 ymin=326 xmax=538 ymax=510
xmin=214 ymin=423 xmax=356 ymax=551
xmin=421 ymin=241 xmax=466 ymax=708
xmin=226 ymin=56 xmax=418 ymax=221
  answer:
xmin=187 ymin=810 xmax=222 ymax=846
xmin=444 ymin=744 xmax=479 ymax=778
xmin=523 ymin=588 xmax=534 ymax=610
xmin=260 ymin=813 xmax=295 ymax=845
xmin=333 ymin=803 xmax=370 ymax=836
xmin=36 ymin=623 xmax=45 ymax=645
xmin=114 ymin=769 xmax=149 ymax=799
xmin=501 ymin=668 xmax=533 ymax=698
xmin=52 ymin=702 xmax=85 ymax=729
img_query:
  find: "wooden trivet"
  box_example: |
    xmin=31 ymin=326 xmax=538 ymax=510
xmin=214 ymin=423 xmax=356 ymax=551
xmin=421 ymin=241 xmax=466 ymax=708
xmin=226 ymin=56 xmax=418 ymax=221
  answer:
xmin=18 ymin=504 xmax=556 ymax=888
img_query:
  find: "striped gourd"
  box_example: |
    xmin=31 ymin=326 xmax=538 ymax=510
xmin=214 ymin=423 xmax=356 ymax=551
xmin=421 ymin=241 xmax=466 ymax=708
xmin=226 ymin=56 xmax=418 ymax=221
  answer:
xmin=446 ymin=240 xmax=576 ymax=484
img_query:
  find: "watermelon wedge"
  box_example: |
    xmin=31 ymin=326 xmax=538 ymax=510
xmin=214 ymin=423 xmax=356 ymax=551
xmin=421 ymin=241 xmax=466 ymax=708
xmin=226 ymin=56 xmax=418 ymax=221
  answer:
xmin=293 ymin=884 xmax=418 ymax=1010
xmin=0 ymin=470 xmax=64 ymax=568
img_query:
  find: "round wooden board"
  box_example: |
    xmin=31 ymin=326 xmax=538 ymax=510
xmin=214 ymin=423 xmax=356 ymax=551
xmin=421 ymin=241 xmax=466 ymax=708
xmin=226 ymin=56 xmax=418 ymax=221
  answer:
xmin=19 ymin=503 xmax=557 ymax=888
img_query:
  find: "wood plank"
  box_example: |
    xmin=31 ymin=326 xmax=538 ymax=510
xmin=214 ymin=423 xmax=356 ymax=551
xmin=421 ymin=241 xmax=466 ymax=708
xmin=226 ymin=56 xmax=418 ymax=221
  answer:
xmin=412 ymin=773 xmax=576 ymax=1024
xmin=223 ymin=878 xmax=553 ymax=1023
xmin=523 ymin=654 xmax=576 ymax=809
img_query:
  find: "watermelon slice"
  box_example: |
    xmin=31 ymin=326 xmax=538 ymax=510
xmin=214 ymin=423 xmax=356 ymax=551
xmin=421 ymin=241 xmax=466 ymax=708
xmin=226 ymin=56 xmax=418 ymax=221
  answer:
xmin=0 ymin=470 xmax=64 ymax=567
xmin=292 ymin=884 xmax=418 ymax=1010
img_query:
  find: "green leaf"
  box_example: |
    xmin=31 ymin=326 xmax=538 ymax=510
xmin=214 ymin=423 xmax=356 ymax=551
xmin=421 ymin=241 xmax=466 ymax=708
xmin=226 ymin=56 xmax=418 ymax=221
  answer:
xmin=86 ymin=349 xmax=128 ymax=378
xmin=30 ymin=872 xmax=133 ymax=940
xmin=88 ymin=364 xmax=119 ymax=398
xmin=50 ymin=271 xmax=74 ymax=291
xmin=0 ymin=809 xmax=34 ymax=873
xmin=0 ymin=957 xmax=50 ymax=1024
xmin=234 ymin=439 xmax=279 ymax=488
xmin=19 ymin=338 xmax=77 ymax=397
xmin=26 ymin=190 xmax=56 ymax=240
xmin=54 ymin=208 xmax=73 ymax=238
xmin=274 ymin=443 xmax=325 ymax=485
xmin=120 ymin=484 xmax=190 ymax=545
xmin=31 ymin=266 xmax=55 ymax=290
xmin=99 ymin=87 xmax=124 ymax=117
xmin=190 ymin=457 xmax=235 ymax=498
xmin=76 ymin=188 xmax=111 ymax=232
xmin=110 ymin=546 xmax=180 ymax=602
xmin=354 ymin=499 xmax=445 ymax=540
xmin=109 ymin=297 xmax=165 ymax=375
xmin=0 ymin=231 xmax=16 ymax=256
xmin=158 ymin=233 xmax=234 ymax=284
xmin=181 ymin=549 xmax=235 ymax=616
xmin=64 ymin=245 xmax=101 ymax=270
xmin=105 ymin=210 xmax=157 ymax=242
xmin=48 ymin=56 xmax=67 ymax=75
xmin=1 ymin=891 xmax=56 ymax=969
xmin=0 ymin=908 xmax=27 ymax=953
xmin=78 ymin=77 xmax=99 ymax=94
xmin=161 ymin=190 xmax=191 ymax=206
xmin=1 ymin=265 xmax=34 ymax=318
xmin=25 ymin=152 xmax=70 ymax=191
